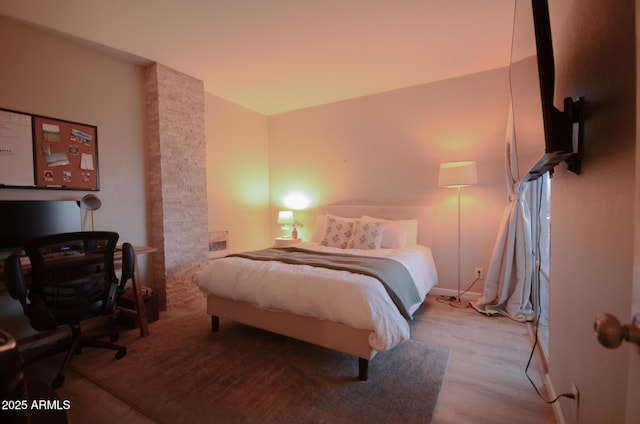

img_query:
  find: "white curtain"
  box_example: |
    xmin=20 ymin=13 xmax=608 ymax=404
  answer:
xmin=472 ymin=107 xmax=535 ymax=322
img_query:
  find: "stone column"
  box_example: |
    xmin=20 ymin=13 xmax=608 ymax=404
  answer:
xmin=145 ymin=63 xmax=209 ymax=310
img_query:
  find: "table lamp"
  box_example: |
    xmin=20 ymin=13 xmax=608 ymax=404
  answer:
xmin=277 ymin=210 xmax=295 ymax=238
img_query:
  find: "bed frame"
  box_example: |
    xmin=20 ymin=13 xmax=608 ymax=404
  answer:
xmin=206 ymin=204 xmax=433 ymax=381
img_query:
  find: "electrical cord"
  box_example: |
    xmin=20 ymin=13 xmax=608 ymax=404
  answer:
xmin=436 ymin=277 xmax=482 ymax=307
xmin=525 ymin=176 xmax=575 ymax=404
xmin=435 ymin=295 xmax=457 ymax=303
xmin=459 ymin=277 xmax=482 ymax=298
xmin=525 ymin=319 xmax=574 ymax=403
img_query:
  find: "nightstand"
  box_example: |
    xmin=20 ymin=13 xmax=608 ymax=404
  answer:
xmin=274 ymin=237 xmax=301 ymax=247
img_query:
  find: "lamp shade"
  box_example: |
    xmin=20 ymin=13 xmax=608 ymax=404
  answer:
xmin=79 ymin=194 xmax=102 ymax=232
xmin=79 ymin=194 xmax=102 ymax=211
xmin=438 ymin=161 xmax=478 ymax=188
xmin=277 ymin=210 xmax=294 ymax=224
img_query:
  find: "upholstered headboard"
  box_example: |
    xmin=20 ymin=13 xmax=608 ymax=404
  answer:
xmin=317 ymin=204 xmax=433 ymax=247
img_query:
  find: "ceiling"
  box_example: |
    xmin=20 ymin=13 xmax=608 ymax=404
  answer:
xmin=0 ymin=0 xmax=516 ymax=115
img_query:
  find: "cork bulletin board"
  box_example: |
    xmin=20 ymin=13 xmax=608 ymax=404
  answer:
xmin=0 ymin=107 xmax=99 ymax=190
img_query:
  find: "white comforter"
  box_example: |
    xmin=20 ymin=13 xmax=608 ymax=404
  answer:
xmin=196 ymin=242 xmax=438 ymax=352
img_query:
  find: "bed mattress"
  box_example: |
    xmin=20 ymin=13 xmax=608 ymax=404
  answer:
xmin=196 ymin=242 xmax=438 ymax=351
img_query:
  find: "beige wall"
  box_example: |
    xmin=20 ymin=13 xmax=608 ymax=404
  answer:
xmin=205 ymin=94 xmax=271 ymax=253
xmin=0 ymin=16 xmax=148 ymax=244
xmin=549 ymin=0 xmax=636 ymax=422
xmin=0 ymin=15 xmax=272 ymax=330
xmin=267 ymin=68 xmax=512 ymax=295
xmin=0 ymin=11 xmax=514 ymax=303
xmin=0 ymin=15 xmax=149 ymax=338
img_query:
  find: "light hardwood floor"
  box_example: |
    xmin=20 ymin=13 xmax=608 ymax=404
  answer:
xmin=416 ymin=297 xmax=556 ymax=423
xmin=21 ymin=295 xmax=556 ymax=424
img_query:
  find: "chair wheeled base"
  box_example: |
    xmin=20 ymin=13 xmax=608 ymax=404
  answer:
xmin=22 ymin=323 xmax=127 ymax=389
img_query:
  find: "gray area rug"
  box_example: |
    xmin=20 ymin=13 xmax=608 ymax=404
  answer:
xmin=71 ymin=301 xmax=450 ymax=424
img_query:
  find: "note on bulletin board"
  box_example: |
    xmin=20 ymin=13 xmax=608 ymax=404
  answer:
xmin=0 ymin=107 xmax=99 ymax=191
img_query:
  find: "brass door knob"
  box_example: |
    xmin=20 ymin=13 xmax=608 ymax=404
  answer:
xmin=594 ymin=313 xmax=640 ymax=348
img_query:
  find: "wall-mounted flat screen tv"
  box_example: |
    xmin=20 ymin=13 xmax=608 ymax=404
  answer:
xmin=510 ymin=0 xmax=580 ymax=181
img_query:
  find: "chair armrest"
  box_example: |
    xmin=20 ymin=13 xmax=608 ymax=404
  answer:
xmin=118 ymin=243 xmax=135 ymax=292
xmin=4 ymin=255 xmax=28 ymax=311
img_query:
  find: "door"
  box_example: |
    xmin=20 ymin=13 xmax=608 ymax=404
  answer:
xmin=626 ymin=3 xmax=640 ymax=419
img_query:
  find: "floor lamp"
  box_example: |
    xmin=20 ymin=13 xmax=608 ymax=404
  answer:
xmin=439 ymin=161 xmax=478 ymax=303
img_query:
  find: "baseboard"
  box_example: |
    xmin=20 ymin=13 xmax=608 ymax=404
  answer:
xmin=429 ymin=287 xmax=481 ymax=301
xmin=526 ymin=325 xmax=566 ymax=423
xmin=545 ymin=372 xmax=566 ymax=424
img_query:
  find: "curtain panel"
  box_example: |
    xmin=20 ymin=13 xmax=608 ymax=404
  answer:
xmin=472 ymin=107 xmax=535 ymax=322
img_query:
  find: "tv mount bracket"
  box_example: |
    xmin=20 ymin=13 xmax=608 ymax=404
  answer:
xmin=564 ymin=96 xmax=584 ymax=175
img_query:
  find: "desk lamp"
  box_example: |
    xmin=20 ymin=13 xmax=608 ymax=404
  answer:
xmin=80 ymin=194 xmax=102 ymax=231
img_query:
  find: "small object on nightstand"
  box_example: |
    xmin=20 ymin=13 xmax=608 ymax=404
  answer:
xmin=292 ymin=227 xmax=298 ymax=239
xmin=274 ymin=237 xmax=301 ymax=247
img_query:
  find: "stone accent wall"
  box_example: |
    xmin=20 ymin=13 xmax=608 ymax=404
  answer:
xmin=145 ymin=63 xmax=209 ymax=310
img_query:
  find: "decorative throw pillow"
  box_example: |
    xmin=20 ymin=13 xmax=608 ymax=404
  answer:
xmin=347 ymin=221 xmax=386 ymax=249
xmin=320 ymin=215 xmax=355 ymax=248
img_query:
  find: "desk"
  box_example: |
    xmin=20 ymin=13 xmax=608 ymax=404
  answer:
xmin=0 ymin=245 xmax=156 ymax=338
xmin=115 ymin=245 xmax=156 ymax=338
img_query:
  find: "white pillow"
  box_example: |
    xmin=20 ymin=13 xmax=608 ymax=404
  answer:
xmin=320 ymin=215 xmax=355 ymax=249
xmin=347 ymin=221 xmax=386 ymax=249
xmin=311 ymin=214 xmax=328 ymax=242
xmin=361 ymin=216 xmax=418 ymax=248
xmin=403 ymin=219 xmax=419 ymax=246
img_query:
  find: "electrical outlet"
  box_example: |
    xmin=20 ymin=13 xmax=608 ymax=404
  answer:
xmin=570 ymin=383 xmax=580 ymax=420
xmin=475 ymin=267 xmax=483 ymax=279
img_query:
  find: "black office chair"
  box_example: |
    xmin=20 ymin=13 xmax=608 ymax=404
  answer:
xmin=4 ymin=231 xmax=128 ymax=389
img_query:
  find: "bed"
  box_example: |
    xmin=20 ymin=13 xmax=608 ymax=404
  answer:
xmin=196 ymin=205 xmax=437 ymax=380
